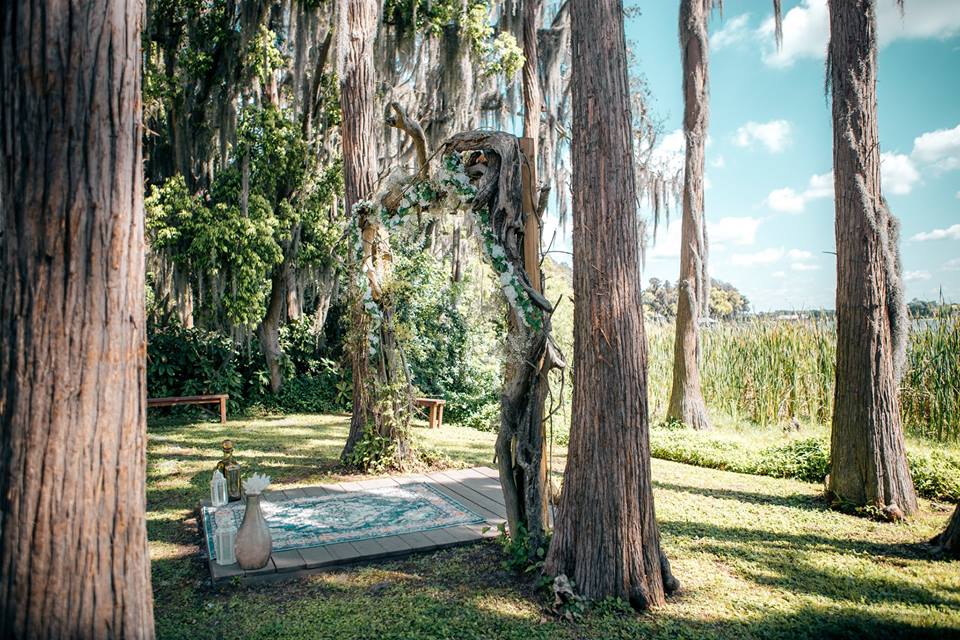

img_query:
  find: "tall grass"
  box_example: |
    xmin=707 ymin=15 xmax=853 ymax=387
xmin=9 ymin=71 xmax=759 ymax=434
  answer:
xmin=646 ymin=311 xmax=960 ymax=441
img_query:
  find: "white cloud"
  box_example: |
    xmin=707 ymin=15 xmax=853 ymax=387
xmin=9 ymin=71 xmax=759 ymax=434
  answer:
xmin=732 ymin=248 xmax=785 ymax=266
xmin=944 ymin=258 xmax=960 ymax=271
xmin=791 ymin=262 xmax=820 ymax=272
xmin=650 ymin=128 xmax=686 ymax=176
xmin=758 ymin=0 xmax=828 ymax=68
xmin=911 ymin=123 xmax=960 ymax=172
xmin=880 ymin=152 xmax=921 ymax=195
xmin=733 ymin=120 xmax=793 ymax=153
xmin=710 ymin=155 xmax=726 ymax=169
xmin=911 ymin=224 xmax=960 ymax=241
xmin=711 ymin=13 xmax=751 ymax=50
xmin=788 ymin=249 xmax=813 ymax=260
xmin=765 ymin=171 xmax=835 ymax=213
xmin=758 ymin=0 xmax=960 ymax=68
xmin=804 ymin=172 xmax=834 ymax=199
xmin=765 ymin=187 xmax=806 ymax=213
xmin=709 ymin=216 xmax=762 ymax=246
xmin=956 ymin=191 xmax=960 ymax=199
xmin=647 ymin=219 xmax=682 ymax=260
xmin=904 ymin=270 xmax=932 ymax=282
xmin=771 ymin=270 xmax=786 ymax=278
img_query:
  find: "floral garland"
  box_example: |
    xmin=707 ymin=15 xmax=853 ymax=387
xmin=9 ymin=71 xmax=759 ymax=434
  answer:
xmin=351 ymin=152 xmax=544 ymax=362
xmin=434 ymin=154 xmax=544 ymax=331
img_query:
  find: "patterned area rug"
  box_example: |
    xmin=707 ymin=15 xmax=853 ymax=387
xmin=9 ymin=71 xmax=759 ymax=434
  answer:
xmin=203 ymin=483 xmax=484 ymax=560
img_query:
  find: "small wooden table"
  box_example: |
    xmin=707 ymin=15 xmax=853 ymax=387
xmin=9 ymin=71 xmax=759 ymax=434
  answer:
xmin=414 ymin=397 xmax=445 ymax=429
xmin=147 ymin=394 xmax=228 ymax=423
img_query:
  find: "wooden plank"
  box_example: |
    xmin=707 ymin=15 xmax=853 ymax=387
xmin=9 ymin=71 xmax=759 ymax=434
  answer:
xmin=272 ymin=549 xmax=306 ymax=573
xmin=210 ymin=560 xmax=244 ymax=582
xmin=375 ymin=534 xmax=416 ymax=555
xmin=302 ymin=485 xmax=331 ymax=498
xmin=354 ymin=477 xmax=399 ymax=491
xmin=422 ymin=474 xmax=505 ymax=522
xmin=350 ymin=537 xmax=388 ymax=559
xmin=473 ymin=466 xmax=500 ymax=481
xmin=299 ymin=545 xmax=338 ymax=569
xmin=394 ymin=531 xmax=438 ymax=553
xmin=427 ymin=471 xmax=508 ymax=520
xmin=324 ymin=541 xmax=365 ymax=563
xmin=420 ymin=526 xmax=474 ymax=548
xmin=243 ymin=557 xmax=277 ymax=577
xmin=442 ymin=469 xmax=508 ymax=509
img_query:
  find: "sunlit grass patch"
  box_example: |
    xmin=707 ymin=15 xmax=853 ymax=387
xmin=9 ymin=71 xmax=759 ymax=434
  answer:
xmin=148 ymin=413 xmax=960 ymax=640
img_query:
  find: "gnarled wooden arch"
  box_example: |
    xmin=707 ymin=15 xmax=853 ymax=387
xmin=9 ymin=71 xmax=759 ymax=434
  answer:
xmin=350 ymin=113 xmax=565 ymax=556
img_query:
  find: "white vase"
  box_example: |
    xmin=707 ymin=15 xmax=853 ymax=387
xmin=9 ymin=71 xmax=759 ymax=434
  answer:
xmin=234 ymin=493 xmax=272 ymax=569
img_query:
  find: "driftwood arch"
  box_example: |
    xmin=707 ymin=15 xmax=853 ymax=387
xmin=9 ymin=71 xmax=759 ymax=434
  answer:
xmin=346 ymin=108 xmax=565 ymax=554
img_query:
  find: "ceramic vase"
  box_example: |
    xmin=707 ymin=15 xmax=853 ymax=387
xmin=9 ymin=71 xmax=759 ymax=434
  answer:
xmin=234 ymin=493 xmax=272 ymax=569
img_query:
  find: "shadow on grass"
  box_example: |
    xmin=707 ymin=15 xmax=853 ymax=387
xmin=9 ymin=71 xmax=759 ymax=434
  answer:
xmin=661 ymin=518 xmax=958 ymax=611
xmin=149 ymin=542 xmax=958 ymax=640
xmin=654 ymin=480 xmax=826 ymax=512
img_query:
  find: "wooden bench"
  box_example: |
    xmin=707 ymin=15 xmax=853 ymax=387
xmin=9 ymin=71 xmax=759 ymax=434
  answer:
xmin=413 ymin=397 xmax=445 ymax=429
xmin=147 ymin=394 xmax=228 ymax=423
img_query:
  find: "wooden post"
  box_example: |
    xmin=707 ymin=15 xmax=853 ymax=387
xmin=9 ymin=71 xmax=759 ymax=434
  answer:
xmin=519 ymin=136 xmax=550 ymax=529
xmin=220 ymin=396 xmax=227 ymax=424
xmin=519 ymin=137 xmax=542 ymax=292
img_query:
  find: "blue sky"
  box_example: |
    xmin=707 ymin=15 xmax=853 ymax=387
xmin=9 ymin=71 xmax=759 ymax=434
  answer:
xmin=546 ymin=0 xmax=960 ymax=312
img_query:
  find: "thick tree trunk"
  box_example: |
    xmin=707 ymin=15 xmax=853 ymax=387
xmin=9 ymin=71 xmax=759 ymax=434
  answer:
xmin=257 ymin=267 xmax=285 ymax=394
xmin=544 ymin=0 xmax=678 ymax=609
xmin=338 ymin=0 xmax=387 ymax=461
xmin=826 ymin=0 xmax=917 ymax=519
xmin=666 ymin=0 xmax=711 ymax=431
xmin=930 ymin=505 xmax=960 ymax=557
xmin=0 ymin=1 xmax=156 ymax=637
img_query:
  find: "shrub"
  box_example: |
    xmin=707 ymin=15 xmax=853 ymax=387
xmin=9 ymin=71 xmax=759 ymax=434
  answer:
xmin=649 ymin=426 xmax=958 ymax=502
xmin=146 ymin=322 xmax=252 ymax=406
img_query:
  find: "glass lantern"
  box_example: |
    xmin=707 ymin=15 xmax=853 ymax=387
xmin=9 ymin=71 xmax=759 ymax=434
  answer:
xmin=210 ymin=470 xmax=228 ymax=507
xmin=214 ymin=511 xmax=237 ymax=566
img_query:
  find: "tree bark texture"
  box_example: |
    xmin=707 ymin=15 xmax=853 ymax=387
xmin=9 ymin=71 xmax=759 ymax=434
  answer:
xmin=257 ymin=266 xmax=285 ymax=394
xmin=666 ymin=0 xmax=711 ymax=431
xmin=0 ymin=1 xmax=156 ymax=637
xmin=826 ymin=0 xmax=917 ymax=519
xmin=338 ymin=0 xmax=383 ymax=459
xmin=441 ymin=131 xmax=563 ymax=561
xmin=544 ymin=0 xmax=678 ymax=608
xmin=930 ymin=504 xmax=960 ymax=557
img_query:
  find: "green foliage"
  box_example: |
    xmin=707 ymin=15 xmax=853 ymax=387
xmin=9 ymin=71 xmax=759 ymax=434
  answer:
xmin=146 ymin=322 xmax=258 ymax=407
xmin=906 ymin=450 xmax=960 ymax=502
xmin=462 ymin=2 xmax=524 ymax=78
xmin=347 ymin=423 xmax=400 ymax=473
xmin=146 ymin=103 xmax=345 ymax=329
xmin=246 ymin=25 xmax=285 ymax=86
xmin=493 ymin=522 xmax=549 ymax=574
xmin=391 ymin=249 xmax=501 ymax=424
xmin=900 ymin=307 xmax=960 ymax=441
xmin=383 ymin=0 xmax=524 ymax=78
xmin=646 ymin=318 xmax=960 ymax=441
xmin=752 ymin=438 xmax=830 ymax=483
xmin=146 ymin=175 xmax=284 ymax=327
xmin=649 ymin=424 xmax=960 ymax=501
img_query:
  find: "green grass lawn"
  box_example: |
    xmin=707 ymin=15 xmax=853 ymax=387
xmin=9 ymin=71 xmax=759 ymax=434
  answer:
xmin=148 ymin=412 xmax=959 ymax=639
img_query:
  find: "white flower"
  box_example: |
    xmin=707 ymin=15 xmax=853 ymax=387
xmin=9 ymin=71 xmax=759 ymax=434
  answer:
xmin=499 ymin=271 xmax=513 ymax=286
xmin=243 ymin=473 xmax=271 ymax=495
xmin=490 ymin=244 xmax=505 ymax=259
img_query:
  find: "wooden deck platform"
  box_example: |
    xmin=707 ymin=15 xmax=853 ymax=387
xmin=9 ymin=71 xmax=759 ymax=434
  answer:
xmin=202 ymin=466 xmax=507 ymax=584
